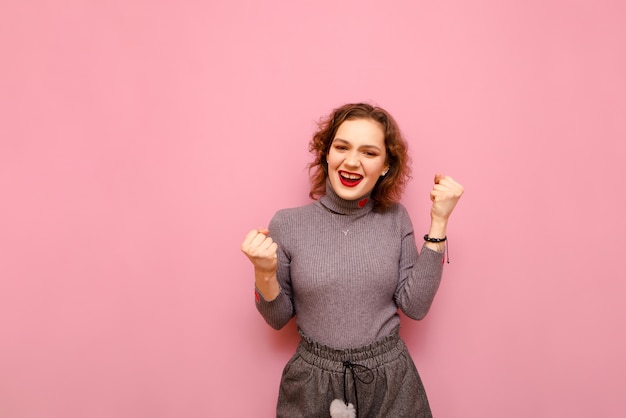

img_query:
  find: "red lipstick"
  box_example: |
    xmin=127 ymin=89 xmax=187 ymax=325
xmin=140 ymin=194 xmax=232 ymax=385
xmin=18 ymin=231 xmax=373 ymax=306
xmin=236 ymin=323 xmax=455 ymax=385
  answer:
xmin=338 ymin=171 xmax=363 ymax=187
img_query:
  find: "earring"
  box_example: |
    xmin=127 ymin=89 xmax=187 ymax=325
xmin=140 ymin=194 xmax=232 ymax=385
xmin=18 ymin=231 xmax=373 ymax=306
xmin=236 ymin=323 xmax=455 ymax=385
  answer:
xmin=381 ymin=168 xmax=389 ymax=176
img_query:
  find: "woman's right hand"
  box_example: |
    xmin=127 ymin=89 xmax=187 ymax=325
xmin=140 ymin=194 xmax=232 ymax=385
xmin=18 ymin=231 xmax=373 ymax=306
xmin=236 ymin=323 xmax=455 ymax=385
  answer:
xmin=241 ymin=228 xmax=278 ymax=274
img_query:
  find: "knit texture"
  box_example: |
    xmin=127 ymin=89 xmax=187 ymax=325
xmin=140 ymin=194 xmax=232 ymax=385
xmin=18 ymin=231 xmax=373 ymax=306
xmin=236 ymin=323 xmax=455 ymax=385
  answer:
xmin=256 ymin=183 xmax=445 ymax=349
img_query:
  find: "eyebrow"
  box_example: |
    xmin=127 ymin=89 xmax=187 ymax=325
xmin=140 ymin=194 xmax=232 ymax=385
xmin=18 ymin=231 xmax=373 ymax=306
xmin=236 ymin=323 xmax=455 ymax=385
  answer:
xmin=332 ymin=138 xmax=383 ymax=152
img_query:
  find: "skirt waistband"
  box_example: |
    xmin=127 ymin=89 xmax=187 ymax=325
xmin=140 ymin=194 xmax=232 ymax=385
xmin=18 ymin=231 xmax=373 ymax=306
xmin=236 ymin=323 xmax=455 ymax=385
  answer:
xmin=296 ymin=328 xmax=405 ymax=372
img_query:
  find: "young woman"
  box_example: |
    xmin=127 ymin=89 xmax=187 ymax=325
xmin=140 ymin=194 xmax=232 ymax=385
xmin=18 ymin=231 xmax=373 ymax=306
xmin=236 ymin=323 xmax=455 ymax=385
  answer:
xmin=241 ymin=103 xmax=463 ymax=417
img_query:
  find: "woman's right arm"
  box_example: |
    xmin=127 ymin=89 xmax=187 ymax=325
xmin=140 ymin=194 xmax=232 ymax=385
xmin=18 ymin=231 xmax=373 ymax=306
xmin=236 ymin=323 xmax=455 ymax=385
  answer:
xmin=241 ymin=226 xmax=295 ymax=329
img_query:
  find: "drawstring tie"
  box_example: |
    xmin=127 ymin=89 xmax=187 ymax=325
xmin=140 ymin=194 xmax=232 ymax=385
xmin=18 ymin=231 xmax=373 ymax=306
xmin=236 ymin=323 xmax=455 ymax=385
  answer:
xmin=330 ymin=360 xmax=375 ymax=418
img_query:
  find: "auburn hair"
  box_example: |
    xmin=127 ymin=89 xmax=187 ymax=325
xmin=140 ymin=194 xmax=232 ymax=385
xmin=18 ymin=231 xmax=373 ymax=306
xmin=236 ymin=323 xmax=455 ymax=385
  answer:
xmin=308 ymin=103 xmax=411 ymax=212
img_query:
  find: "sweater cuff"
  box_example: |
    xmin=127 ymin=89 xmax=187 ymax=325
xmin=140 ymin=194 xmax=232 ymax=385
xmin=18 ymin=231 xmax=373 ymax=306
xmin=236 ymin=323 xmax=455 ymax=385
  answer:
xmin=254 ymin=286 xmax=278 ymax=304
xmin=254 ymin=286 xmax=292 ymax=330
xmin=420 ymin=244 xmax=447 ymax=266
xmin=421 ymin=243 xmax=445 ymax=254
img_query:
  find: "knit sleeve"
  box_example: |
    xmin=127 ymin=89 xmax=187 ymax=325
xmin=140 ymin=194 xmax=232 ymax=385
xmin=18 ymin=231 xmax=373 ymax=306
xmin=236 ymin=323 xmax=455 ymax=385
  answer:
xmin=254 ymin=210 xmax=295 ymax=329
xmin=393 ymin=207 xmax=445 ymax=320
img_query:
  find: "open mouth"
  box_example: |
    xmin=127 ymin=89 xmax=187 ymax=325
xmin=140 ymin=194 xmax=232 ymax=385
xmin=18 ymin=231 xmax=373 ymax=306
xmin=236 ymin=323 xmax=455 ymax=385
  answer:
xmin=338 ymin=171 xmax=363 ymax=187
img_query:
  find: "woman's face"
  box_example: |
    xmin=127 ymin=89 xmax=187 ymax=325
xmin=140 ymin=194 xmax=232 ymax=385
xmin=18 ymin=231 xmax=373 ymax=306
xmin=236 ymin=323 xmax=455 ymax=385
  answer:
xmin=326 ymin=118 xmax=389 ymax=201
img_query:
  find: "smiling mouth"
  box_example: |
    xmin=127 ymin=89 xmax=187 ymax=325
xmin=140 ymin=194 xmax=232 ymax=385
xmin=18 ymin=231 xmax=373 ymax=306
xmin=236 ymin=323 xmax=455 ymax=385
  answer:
xmin=338 ymin=171 xmax=363 ymax=187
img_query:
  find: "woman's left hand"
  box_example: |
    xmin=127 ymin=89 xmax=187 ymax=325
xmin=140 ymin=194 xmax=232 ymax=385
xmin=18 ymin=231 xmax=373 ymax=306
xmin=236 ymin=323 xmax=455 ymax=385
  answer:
xmin=430 ymin=174 xmax=464 ymax=221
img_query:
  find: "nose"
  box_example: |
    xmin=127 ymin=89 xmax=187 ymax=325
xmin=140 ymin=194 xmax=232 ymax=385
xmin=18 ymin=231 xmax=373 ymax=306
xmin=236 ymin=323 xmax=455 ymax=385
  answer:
xmin=344 ymin=150 xmax=360 ymax=168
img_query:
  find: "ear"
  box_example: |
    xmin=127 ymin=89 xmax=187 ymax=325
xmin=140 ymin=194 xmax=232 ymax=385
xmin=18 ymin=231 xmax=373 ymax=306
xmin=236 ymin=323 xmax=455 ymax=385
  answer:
xmin=381 ymin=167 xmax=389 ymax=176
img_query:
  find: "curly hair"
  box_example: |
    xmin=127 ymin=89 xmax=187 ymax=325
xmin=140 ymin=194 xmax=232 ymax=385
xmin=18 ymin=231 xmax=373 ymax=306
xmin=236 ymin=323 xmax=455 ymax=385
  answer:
xmin=308 ymin=103 xmax=412 ymax=212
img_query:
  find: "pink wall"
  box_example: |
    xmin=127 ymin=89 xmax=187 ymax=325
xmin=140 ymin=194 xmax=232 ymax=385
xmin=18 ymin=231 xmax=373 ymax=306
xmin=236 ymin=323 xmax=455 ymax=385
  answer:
xmin=1 ymin=1 xmax=625 ymax=417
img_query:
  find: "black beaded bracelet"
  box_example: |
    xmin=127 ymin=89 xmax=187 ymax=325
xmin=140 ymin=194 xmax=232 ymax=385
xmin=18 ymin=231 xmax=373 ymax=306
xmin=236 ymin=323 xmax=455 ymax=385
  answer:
xmin=423 ymin=234 xmax=447 ymax=243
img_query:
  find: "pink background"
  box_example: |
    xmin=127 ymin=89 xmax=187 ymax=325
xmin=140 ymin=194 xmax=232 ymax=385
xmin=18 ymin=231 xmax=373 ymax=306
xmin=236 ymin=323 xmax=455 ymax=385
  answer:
xmin=1 ymin=1 xmax=625 ymax=417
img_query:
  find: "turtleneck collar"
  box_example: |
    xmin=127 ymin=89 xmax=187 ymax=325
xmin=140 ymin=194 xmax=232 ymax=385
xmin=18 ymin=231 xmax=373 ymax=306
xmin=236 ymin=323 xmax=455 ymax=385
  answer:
xmin=319 ymin=178 xmax=375 ymax=215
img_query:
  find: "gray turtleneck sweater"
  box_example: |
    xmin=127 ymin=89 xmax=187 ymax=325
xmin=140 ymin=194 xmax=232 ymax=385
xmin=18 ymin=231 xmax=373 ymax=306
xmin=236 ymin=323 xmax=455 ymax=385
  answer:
xmin=256 ymin=184 xmax=445 ymax=349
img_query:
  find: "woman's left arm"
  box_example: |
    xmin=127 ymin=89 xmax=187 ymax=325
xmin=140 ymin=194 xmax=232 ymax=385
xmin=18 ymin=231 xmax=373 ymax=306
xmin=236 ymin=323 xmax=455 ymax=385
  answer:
xmin=395 ymin=174 xmax=464 ymax=319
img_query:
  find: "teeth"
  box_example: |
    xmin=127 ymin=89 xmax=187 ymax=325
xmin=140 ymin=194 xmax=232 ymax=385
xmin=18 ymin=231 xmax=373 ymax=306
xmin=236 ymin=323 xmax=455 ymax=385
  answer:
xmin=341 ymin=172 xmax=362 ymax=180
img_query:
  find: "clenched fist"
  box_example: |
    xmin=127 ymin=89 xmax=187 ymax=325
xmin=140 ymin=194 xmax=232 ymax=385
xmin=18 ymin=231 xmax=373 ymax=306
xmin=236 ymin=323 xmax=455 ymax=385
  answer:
xmin=430 ymin=174 xmax=464 ymax=222
xmin=241 ymin=228 xmax=278 ymax=274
